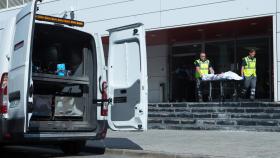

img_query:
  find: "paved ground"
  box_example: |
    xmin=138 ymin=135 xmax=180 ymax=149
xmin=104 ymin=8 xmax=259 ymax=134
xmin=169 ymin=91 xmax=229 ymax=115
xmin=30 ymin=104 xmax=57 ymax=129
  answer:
xmin=2 ymin=130 xmax=280 ymax=158
xmin=88 ymin=130 xmax=280 ymax=158
xmin=0 ymin=145 xmax=130 ymax=158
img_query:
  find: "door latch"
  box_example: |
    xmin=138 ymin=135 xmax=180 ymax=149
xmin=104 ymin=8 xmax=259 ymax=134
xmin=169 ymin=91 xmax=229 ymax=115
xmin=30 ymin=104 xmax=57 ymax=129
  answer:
xmin=93 ymin=98 xmax=112 ymax=104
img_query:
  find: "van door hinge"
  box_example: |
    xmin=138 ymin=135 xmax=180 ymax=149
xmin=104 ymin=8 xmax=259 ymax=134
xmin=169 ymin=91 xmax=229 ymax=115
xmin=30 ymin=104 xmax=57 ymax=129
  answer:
xmin=27 ymin=102 xmax=33 ymax=113
xmin=29 ymin=84 xmax=34 ymax=97
xmin=6 ymin=55 xmax=10 ymax=61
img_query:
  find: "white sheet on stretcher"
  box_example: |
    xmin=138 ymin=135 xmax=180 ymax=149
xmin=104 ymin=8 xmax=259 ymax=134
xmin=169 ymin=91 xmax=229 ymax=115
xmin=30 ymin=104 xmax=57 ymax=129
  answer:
xmin=202 ymin=71 xmax=243 ymax=81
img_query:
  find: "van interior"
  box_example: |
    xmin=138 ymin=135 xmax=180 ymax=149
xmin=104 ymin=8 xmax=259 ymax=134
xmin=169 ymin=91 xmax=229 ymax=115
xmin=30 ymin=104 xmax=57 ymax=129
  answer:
xmin=29 ymin=23 xmax=97 ymax=132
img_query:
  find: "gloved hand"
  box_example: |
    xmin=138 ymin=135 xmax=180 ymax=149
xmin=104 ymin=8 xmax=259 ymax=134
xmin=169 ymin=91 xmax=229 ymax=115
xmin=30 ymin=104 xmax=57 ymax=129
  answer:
xmin=200 ymin=74 xmax=204 ymax=79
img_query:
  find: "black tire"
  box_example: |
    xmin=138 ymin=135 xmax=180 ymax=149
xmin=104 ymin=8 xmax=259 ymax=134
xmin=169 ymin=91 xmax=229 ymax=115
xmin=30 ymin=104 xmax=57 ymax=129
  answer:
xmin=60 ymin=140 xmax=86 ymax=155
xmin=0 ymin=144 xmax=5 ymax=152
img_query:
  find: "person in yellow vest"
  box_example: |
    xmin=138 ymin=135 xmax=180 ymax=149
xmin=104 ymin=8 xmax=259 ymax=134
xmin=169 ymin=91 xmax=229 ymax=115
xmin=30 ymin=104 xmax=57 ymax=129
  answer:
xmin=241 ymin=49 xmax=257 ymax=101
xmin=194 ymin=52 xmax=215 ymax=102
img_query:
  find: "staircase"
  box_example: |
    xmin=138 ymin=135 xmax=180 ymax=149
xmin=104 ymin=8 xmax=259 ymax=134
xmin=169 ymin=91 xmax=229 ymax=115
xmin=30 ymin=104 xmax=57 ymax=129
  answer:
xmin=148 ymin=102 xmax=280 ymax=132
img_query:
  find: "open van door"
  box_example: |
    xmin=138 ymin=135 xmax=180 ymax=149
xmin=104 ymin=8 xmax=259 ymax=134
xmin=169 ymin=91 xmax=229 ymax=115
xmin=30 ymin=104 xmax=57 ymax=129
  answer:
xmin=107 ymin=23 xmax=148 ymax=131
xmin=8 ymin=0 xmax=37 ymax=134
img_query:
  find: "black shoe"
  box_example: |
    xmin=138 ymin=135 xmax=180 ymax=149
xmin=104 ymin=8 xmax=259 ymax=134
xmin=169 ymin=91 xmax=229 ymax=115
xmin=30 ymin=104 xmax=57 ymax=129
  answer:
xmin=250 ymin=95 xmax=255 ymax=101
xmin=198 ymin=96 xmax=203 ymax=102
xmin=240 ymin=90 xmax=247 ymax=99
xmin=232 ymin=93 xmax=238 ymax=101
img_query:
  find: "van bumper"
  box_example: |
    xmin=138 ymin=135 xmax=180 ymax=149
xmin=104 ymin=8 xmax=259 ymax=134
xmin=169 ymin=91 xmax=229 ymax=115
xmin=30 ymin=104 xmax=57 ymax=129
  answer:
xmin=2 ymin=121 xmax=107 ymax=143
xmin=23 ymin=132 xmax=98 ymax=142
xmin=23 ymin=120 xmax=108 ymax=142
xmin=0 ymin=119 xmax=8 ymax=140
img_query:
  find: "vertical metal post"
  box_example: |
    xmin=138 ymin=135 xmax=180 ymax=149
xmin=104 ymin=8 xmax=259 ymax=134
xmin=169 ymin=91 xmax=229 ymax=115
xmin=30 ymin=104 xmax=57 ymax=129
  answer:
xmin=273 ymin=15 xmax=278 ymax=102
xmin=169 ymin=45 xmax=173 ymax=102
xmin=268 ymin=37 xmax=272 ymax=101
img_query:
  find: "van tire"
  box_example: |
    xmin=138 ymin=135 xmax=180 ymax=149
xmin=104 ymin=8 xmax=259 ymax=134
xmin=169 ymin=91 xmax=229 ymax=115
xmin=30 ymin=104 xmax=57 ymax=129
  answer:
xmin=60 ymin=141 xmax=86 ymax=155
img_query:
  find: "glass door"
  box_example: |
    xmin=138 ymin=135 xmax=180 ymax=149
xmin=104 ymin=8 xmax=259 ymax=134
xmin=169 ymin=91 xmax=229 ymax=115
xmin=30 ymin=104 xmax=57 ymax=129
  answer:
xmin=205 ymin=41 xmax=235 ymax=100
xmin=236 ymin=38 xmax=272 ymax=100
xmin=170 ymin=44 xmax=202 ymax=102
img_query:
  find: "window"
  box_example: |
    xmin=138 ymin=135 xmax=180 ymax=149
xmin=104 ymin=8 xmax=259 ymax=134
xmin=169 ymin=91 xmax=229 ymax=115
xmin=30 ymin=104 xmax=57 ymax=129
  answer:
xmin=8 ymin=0 xmax=23 ymax=8
xmin=0 ymin=0 xmax=7 ymax=9
xmin=205 ymin=41 xmax=235 ymax=73
xmin=0 ymin=0 xmax=32 ymax=10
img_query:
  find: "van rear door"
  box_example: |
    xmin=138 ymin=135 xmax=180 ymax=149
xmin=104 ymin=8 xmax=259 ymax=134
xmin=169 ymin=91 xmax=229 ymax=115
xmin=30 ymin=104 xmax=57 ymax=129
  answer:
xmin=8 ymin=0 xmax=37 ymax=133
xmin=107 ymin=23 xmax=148 ymax=131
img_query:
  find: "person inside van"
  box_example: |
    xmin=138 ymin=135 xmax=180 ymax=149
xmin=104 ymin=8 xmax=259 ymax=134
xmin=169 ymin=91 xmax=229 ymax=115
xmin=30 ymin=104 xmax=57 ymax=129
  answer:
xmin=42 ymin=43 xmax=60 ymax=74
xmin=68 ymin=47 xmax=83 ymax=76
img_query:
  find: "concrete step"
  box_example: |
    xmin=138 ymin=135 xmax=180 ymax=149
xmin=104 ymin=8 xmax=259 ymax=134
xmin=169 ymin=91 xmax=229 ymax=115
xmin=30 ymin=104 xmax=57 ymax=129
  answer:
xmin=148 ymin=118 xmax=280 ymax=126
xmin=149 ymin=107 xmax=280 ymax=114
xmin=148 ymin=123 xmax=280 ymax=132
xmin=148 ymin=102 xmax=280 ymax=131
xmin=149 ymin=102 xmax=280 ymax=108
xmin=148 ymin=112 xmax=280 ymax=119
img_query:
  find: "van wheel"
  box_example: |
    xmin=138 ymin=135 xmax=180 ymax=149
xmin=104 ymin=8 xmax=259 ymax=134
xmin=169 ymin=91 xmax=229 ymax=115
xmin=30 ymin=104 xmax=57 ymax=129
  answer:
xmin=0 ymin=144 xmax=5 ymax=151
xmin=60 ymin=141 xmax=86 ymax=155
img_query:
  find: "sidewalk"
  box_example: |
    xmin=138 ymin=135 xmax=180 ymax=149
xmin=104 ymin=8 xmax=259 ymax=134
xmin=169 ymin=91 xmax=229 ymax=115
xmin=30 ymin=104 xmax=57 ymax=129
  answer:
xmin=87 ymin=130 xmax=280 ymax=158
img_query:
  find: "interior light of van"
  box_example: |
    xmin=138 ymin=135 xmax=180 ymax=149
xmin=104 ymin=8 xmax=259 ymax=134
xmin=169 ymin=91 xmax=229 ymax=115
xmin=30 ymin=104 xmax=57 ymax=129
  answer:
xmin=35 ymin=14 xmax=84 ymax=27
xmin=4 ymin=133 xmax=11 ymax=140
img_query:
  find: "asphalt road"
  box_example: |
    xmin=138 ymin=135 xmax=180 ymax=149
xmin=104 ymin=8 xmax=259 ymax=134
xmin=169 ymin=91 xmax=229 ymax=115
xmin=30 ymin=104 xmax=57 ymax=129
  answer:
xmin=0 ymin=145 xmax=130 ymax=158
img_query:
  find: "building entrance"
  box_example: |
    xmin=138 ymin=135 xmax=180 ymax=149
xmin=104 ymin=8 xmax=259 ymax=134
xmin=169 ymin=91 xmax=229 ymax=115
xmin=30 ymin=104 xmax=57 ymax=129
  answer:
xmin=169 ymin=17 xmax=273 ymax=102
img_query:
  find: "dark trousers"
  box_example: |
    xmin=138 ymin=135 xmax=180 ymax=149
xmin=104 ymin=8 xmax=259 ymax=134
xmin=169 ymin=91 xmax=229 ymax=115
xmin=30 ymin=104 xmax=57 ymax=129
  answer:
xmin=242 ymin=76 xmax=257 ymax=97
xmin=196 ymin=79 xmax=202 ymax=100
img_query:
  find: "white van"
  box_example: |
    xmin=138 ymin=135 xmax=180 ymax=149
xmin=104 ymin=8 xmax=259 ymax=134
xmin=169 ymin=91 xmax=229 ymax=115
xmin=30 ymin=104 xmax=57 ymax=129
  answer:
xmin=0 ymin=0 xmax=147 ymax=154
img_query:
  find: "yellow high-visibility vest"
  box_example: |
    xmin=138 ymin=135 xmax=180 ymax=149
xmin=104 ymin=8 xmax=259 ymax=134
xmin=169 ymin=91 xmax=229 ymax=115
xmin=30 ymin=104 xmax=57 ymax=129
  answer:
xmin=243 ymin=56 xmax=256 ymax=77
xmin=194 ymin=59 xmax=209 ymax=78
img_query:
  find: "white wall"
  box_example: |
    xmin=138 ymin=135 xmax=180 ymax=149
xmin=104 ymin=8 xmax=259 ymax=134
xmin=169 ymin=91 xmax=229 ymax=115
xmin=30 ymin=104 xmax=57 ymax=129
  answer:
xmin=161 ymin=0 xmax=276 ymax=28
xmin=0 ymin=0 xmax=278 ymax=35
xmin=14 ymin=0 xmax=274 ymax=35
xmin=0 ymin=0 xmax=279 ymax=101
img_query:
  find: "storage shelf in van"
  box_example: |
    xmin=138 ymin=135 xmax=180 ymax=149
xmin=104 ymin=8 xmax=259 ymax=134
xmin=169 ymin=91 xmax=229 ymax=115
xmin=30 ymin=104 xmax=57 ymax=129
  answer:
xmin=32 ymin=73 xmax=90 ymax=85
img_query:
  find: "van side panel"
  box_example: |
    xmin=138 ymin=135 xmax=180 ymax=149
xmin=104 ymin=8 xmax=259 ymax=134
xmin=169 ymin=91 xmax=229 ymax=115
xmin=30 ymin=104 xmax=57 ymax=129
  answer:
xmin=0 ymin=18 xmax=16 ymax=79
xmin=0 ymin=18 xmax=16 ymax=141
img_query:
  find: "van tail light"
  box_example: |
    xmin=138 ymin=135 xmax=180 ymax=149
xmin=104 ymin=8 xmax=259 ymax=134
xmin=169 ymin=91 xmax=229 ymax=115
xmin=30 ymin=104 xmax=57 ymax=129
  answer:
xmin=0 ymin=73 xmax=8 ymax=115
xmin=4 ymin=133 xmax=12 ymax=140
xmin=101 ymin=81 xmax=108 ymax=116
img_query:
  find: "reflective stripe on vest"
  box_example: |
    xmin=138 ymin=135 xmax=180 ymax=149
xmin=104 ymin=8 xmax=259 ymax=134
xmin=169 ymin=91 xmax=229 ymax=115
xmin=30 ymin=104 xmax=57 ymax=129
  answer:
xmin=243 ymin=56 xmax=256 ymax=77
xmin=195 ymin=59 xmax=209 ymax=78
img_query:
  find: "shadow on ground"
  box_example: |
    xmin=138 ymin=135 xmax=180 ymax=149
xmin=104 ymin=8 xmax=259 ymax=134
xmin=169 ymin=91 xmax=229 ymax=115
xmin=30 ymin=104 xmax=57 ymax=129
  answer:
xmin=0 ymin=138 xmax=142 ymax=158
xmin=0 ymin=145 xmax=105 ymax=158
xmin=89 ymin=137 xmax=143 ymax=150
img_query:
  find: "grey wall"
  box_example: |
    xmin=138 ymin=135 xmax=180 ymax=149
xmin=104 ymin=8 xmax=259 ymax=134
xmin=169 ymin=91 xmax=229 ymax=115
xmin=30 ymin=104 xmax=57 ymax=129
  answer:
xmin=147 ymin=45 xmax=168 ymax=103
